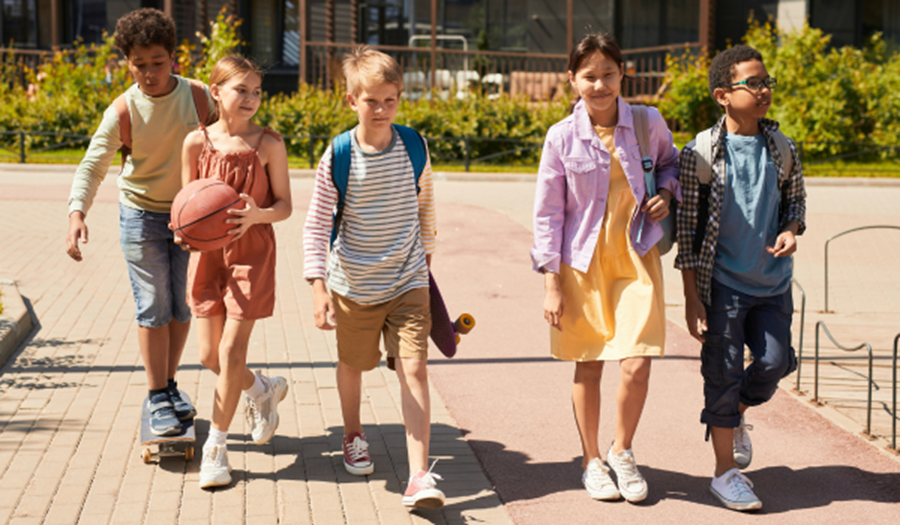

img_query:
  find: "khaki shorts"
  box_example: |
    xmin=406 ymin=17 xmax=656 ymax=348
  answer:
xmin=333 ymin=287 xmax=431 ymax=371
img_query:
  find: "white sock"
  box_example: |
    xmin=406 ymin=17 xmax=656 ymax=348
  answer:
xmin=205 ymin=427 xmax=228 ymax=449
xmin=244 ymin=373 xmax=266 ymax=400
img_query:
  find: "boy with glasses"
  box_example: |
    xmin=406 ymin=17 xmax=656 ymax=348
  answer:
xmin=675 ymin=45 xmax=806 ymax=511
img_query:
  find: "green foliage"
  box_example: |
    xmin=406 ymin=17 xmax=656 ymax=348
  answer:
xmin=177 ymin=8 xmax=244 ymax=84
xmin=658 ymin=49 xmax=719 ymax=134
xmin=663 ymin=17 xmax=900 ymax=160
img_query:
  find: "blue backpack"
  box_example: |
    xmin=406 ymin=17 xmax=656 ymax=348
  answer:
xmin=330 ymin=124 xmax=428 ymax=248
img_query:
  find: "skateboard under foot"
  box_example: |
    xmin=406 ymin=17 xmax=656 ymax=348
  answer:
xmin=140 ymin=390 xmax=196 ymax=463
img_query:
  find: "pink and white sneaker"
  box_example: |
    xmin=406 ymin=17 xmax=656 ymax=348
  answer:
xmin=402 ymin=461 xmax=446 ymax=509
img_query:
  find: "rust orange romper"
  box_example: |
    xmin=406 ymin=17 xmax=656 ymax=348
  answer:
xmin=187 ymin=125 xmax=280 ymax=320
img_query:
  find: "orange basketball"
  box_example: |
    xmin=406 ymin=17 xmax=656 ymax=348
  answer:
xmin=171 ymin=179 xmax=243 ymax=252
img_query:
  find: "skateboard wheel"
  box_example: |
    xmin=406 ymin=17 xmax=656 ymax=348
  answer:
xmin=142 ymin=448 xmax=153 ymax=464
xmin=454 ymin=314 xmax=475 ymax=335
xmin=185 ymin=446 xmax=194 ymax=462
xmin=455 ymin=334 xmax=460 ymax=345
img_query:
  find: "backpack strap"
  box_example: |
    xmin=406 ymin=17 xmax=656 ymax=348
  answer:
xmin=771 ymin=129 xmax=793 ymax=179
xmin=631 ymin=105 xmax=655 ymax=244
xmin=113 ymin=94 xmax=131 ymax=167
xmin=330 ymin=130 xmax=353 ymax=248
xmin=328 ymin=124 xmax=428 ymax=249
xmin=694 ymin=127 xmax=714 ymax=185
xmin=187 ymin=78 xmax=212 ymax=125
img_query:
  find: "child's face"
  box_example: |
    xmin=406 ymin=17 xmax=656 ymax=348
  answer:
xmin=127 ymin=45 xmax=175 ymax=97
xmin=212 ymin=71 xmax=262 ymax=120
xmin=568 ymin=51 xmax=624 ymax=120
xmin=348 ymin=82 xmax=400 ymax=132
xmin=715 ymin=59 xmax=773 ymax=121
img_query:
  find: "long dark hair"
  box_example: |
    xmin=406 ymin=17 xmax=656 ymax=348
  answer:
xmin=567 ymin=34 xmax=625 ymax=114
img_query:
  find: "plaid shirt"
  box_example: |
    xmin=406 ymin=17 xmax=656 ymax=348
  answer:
xmin=675 ymin=116 xmax=807 ymax=306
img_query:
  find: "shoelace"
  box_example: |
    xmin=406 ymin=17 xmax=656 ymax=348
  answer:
xmin=416 ymin=459 xmax=443 ymax=489
xmin=586 ymin=462 xmax=615 ymax=489
xmin=726 ymin=471 xmax=756 ymax=499
xmin=346 ymin=436 xmax=370 ymax=462
xmin=202 ymin=445 xmax=222 ymax=465
xmin=244 ymin=397 xmax=263 ymax=427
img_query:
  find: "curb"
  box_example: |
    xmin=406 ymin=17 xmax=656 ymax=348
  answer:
xmin=0 ymin=279 xmax=32 ymax=369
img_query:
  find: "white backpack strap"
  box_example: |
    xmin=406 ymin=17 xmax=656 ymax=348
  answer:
xmin=694 ymin=128 xmax=714 ymax=185
xmin=772 ymin=129 xmax=793 ymax=178
xmin=632 ymin=105 xmax=651 ymax=165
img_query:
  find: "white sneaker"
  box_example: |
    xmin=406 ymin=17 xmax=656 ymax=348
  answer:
xmin=734 ymin=417 xmax=753 ymax=469
xmin=606 ymin=445 xmax=648 ymax=503
xmin=245 ymin=372 xmax=288 ymax=446
xmin=199 ymin=444 xmax=232 ymax=489
xmin=582 ymin=458 xmax=620 ymax=500
xmin=710 ymin=468 xmax=762 ymax=511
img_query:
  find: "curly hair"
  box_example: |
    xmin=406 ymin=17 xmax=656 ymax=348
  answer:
xmin=708 ymin=45 xmax=764 ymax=99
xmin=114 ymin=8 xmax=176 ymax=59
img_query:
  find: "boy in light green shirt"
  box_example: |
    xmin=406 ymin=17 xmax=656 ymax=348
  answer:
xmin=66 ymin=8 xmax=214 ymax=436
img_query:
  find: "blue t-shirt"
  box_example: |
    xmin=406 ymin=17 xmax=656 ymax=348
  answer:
xmin=713 ymin=132 xmax=791 ymax=296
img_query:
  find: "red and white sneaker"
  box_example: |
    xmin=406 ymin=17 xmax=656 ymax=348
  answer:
xmin=342 ymin=431 xmax=374 ymax=475
xmin=402 ymin=461 xmax=446 ymax=509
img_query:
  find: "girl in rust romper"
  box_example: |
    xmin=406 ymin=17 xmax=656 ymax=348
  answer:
xmin=179 ymin=56 xmax=292 ymax=489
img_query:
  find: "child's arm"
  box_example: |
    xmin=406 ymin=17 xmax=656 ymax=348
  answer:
xmin=531 ymin=135 xmax=567 ymax=328
xmin=417 ymin=143 xmax=436 ymax=269
xmin=66 ymin=106 xmax=123 ymax=262
xmin=226 ymin=133 xmax=293 ymax=240
xmin=303 ymin=149 xmax=340 ymax=330
xmin=172 ymin=130 xmax=206 ymax=251
xmin=674 ymin=144 xmax=707 ymax=342
xmin=769 ymin=138 xmax=807 ymax=258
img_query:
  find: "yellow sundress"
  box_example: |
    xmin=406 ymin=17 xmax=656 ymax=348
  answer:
xmin=551 ymin=124 xmax=666 ymax=361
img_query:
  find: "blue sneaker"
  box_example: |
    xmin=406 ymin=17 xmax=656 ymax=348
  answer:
xmin=168 ymin=387 xmax=197 ymax=421
xmin=149 ymin=392 xmax=182 ymax=436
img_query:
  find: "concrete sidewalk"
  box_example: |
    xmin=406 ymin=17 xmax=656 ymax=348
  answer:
xmin=1 ymin=166 xmax=899 ymax=524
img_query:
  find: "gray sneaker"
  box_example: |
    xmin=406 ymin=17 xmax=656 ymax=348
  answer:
xmin=168 ymin=387 xmax=197 ymax=421
xmin=734 ymin=417 xmax=753 ymax=469
xmin=710 ymin=468 xmax=762 ymax=511
xmin=149 ymin=392 xmax=182 ymax=436
xmin=583 ymin=458 xmax=620 ymax=500
xmin=245 ymin=372 xmax=288 ymax=445
xmin=606 ymin=444 xmax=648 ymax=503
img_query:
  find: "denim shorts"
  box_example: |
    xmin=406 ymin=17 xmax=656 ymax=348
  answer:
xmin=700 ymin=279 xmax=796 ymax=429
xmin=119 ymin=203 xmax=191 ymax=328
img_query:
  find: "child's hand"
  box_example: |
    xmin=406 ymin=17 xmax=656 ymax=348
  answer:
xmin=766 ymin=230 xmax=797 ymax=258
xmin=685 ymin=295 xmax=707 ymax=343
xmin=66 ymin=212 xmax=88 ymax=262
xmin=543 ymin=272 xmax=564 ymax=330
xmin=311 ymin=279 xmax=337 ymax=330
xmin=169 ymin=222 xmax=200 ymax=252
xmin=226 ymin=193 xmax=261 ymax=241
xmin=642 ymin=189 xmax=673 ymax=221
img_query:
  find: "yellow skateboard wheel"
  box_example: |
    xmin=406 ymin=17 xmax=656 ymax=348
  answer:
xmin=454 ymin=313 xmax=475 ymax=335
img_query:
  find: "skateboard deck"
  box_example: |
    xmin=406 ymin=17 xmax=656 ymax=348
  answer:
xmin=429 ymin=271 xmax=475 ymax=358
xmin=140 ymin=390 xmax=195 ymax=463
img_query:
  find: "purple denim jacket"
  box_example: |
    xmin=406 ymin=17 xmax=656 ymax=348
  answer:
xmin=531 ymin=97 xmax=681 ymax=274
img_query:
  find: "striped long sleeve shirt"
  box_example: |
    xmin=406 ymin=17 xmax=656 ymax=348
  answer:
xmin=302 ymin=127 xmax=436 ymax=304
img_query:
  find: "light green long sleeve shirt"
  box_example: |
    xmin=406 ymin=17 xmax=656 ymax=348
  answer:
xmin=68 ymin=76 xmax=214 ymax=216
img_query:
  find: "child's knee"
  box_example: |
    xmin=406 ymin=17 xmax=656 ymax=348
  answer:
xmin=620 ymin=357 xmax=651 ymax=385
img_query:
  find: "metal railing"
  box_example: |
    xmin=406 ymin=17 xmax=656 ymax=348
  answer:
xmin=792 ymin=277 xmax=807 ymax=393
xmin=301 ymin=41 xmax=699 ymax=101
xmin=814 ymin=321 xmax=874 ymax=437
xmin=0 ymin=131 xmax=92 ymax=163
xmin=824 ymin=226 xmax=900 ymax=312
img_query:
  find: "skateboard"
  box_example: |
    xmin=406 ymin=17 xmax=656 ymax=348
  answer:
xmin=139 ymin=390 xmax=195 ymax=464
xmin=429 ymin=271 xmax=475 ymax=358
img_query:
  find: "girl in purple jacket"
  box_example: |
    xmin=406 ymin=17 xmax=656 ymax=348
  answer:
xmin=530 ymin=34 xmax=680 ymax=503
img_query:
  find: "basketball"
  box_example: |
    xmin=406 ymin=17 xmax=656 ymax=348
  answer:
xmin=171 ymin=179 xmax=243 ymax=252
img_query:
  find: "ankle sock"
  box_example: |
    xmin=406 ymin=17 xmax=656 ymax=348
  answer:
xmin=167 ymin=378 xmax=177 ymax=392
xmin=206 ymin=427 xmax=228 ymax=448
xmin=149 ymin=388 xmax=168 ymax=399
xmin=244 ymin=373 xmax=265 ymax=400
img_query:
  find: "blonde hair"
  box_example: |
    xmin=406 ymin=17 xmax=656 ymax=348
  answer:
xmin=342 ymin=45 xmax=403 ymax=96
xmin=209 ymin=55 xmax=263 ymax=117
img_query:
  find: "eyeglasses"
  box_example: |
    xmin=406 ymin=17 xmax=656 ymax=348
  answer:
xmin=728 ymin=77 xmax=777 ymax=91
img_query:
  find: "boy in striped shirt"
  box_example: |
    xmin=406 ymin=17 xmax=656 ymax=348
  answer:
xmin=302 ymin=46 xmax=444 ymax=509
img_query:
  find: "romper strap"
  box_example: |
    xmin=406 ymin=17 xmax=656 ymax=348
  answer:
xmin=253 ymin=127 xmax=282 ymax=152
